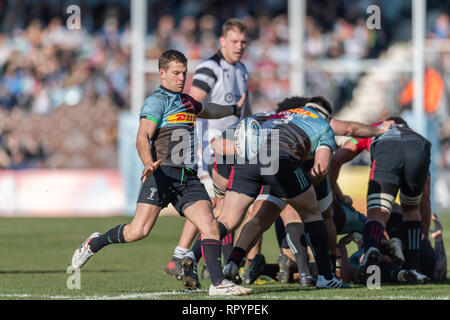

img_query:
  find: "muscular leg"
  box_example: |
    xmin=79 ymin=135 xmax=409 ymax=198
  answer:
xmin=175 ymin=220 xmax=199 ymax=254
xmin=286 ymin=185 xmax=334 ymax=280
xmin=212 ymin=170 xmax=235 ymax=262
xmin=183 ymin=200 xmax=224 ymax=285
xmin=89 ymin=203 xmax=162 ymax=253
xmin=322 ymin=204 xmax=338 ymax=272
xmin=190 ymin=191 xmax=255 ymax=263
xmin=280 ymin=205 xmax=311 ymax=276
xmin=236 ymin=199 xmax=264 ymax=261
xmin=228 ymin=200 xmax=282 ymax=266
xmin=123 ymin=203 xmax=162 ymax=242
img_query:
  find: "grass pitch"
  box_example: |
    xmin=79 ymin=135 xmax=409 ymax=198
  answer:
xmin=0 ymin=213 xmax=449 ymax=300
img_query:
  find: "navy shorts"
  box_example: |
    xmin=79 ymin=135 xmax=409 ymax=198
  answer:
xmin=137 ymin=166 xmax=211 ymax=216
xmin=227 ymin=154 xmax=311 ymax=199
xmin=367 ymin=138 xmax=430 ymax=210
xmin=212 ymin=154 xmax=234 ymax=179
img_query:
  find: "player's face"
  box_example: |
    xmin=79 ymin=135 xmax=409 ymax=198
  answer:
xmin=220 ymin=28 xmax=247 ymax=64
xmin=159 ymin=61 xmax=187 ymax=93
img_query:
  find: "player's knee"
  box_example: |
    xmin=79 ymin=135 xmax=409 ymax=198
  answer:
xmin=199 ymin=222 xmax=220 ymax=239
xmin=127 ymin=225 xmax=150 ymax=241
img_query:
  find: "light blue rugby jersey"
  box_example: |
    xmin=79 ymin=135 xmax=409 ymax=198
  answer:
xmin=262 ymin=106 xmax=335 ymax=159
xmin=139 ymin=86 xmax=204 ymax=169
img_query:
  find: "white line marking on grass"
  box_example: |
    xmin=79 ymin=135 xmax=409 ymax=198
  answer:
xmin=0 ymin=290 xmax=208 ymax=300
xmin=1 ymin=291 xmax=448 ymax=300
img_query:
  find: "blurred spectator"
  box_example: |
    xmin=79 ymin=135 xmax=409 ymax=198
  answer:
xmin=0 ymin=0 xmax=447 ymax=169
xmin=440 ymin=120 xmax=450 ymax=170
xmin=429 ymin=13 xmax=450 ymax=40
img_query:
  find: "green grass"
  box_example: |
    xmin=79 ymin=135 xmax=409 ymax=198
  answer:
xmin=0 ymin=213 xmax=449 ymax=300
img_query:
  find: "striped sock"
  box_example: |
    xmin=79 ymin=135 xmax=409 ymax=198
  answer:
xmin=401 ymin=221 xmax=422 ymax=270
xmin=221 ymin=232 xmax=234 ymax=264
xmin=362 ymin=220 xmax=384 ymax=252
xmin=173 ymin=246 xmax=189 ymax=260
xmin=191 ymin=222 xmax=228 ymax=263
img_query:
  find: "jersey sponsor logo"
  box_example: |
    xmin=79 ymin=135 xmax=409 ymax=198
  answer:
xmin=267 ymin=108 xmax=318 ymax=122
xmin=289 ymin=108 xmax=319 ymax=119
xmin=167 ymin=112 xmax=196 ymax=124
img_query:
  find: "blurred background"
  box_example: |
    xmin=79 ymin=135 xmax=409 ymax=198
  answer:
xmin=0 ymin=0 xmax=448 ymax=217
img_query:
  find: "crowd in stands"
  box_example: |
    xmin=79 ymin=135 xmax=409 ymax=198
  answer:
xmin=0 ymin=0 xmax=448 ymax=169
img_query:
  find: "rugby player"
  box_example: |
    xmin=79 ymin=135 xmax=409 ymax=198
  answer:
xmin=165 ymin=19 xmax=250 ymax=280
xmin=329 ymin=117 xmax=432 ymax=283
xmin=70 ymin=49 xmax=253 ymax=296
xmin=182 ymin=96 xmax=393 ymax=289
xmin=337 ymin=206 xmax=447 ymax=284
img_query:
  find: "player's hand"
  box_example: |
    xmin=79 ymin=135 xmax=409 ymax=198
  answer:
xmin=337 ymin=234 xmax=354 ymax=247
xmin=379 ymin=120 xmax=394 ymax=133
xmin=341 ymin=195 xmax=353 ymax=206
xmin=141 ymin=160 xmax=162 ymax=184
xmin=431 ymin=213 xmax=443 ymax=239
xmin=235 ymin=93 xmax=246 ymax=117
xmin=309 ymin=164 xmax=327 ymax=186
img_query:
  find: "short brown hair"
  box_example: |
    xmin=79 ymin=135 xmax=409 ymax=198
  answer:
xmin=221 ymin=18 xmax=247 ymax=37
xmin=158 ymin=49 xmax=187 ymax=70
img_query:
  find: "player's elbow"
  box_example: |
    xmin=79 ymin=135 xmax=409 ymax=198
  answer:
xmin=344 ymin=123 xmax=358 ymax=136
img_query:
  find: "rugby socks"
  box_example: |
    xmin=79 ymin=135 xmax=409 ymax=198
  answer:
xmin=191 ymin=235 xmax=203 ymax=262
xmin=221 ymin=231 xmax=234 ymax=264
xmin=191 ymin=221 xmax=228 ymax=263
xmin=285 ymin=223 xmax=311 ymax=275
xmin=274 ymin=216 xmax=288 ymax=249
xmin=304 ymin=221 xmax=333 ymax=280
xmin=173 ymin=246 xmax=189 ymax=260
xmin=227 ymin=247 xmax=247 ymax=268
xmin=201 ymin=239 xmax=225 ymax=286
xmin=401 ymin=221 xmax=422 ymax=270
xmin=362 ymin=220 xmax=384 ymax=252
xmin=89 ymin=224 xmax=126 ymax=253
xmin=385 ymin=211 xmax=403 ymax=239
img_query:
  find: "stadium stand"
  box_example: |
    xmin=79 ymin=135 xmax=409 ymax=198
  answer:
xmin=0 ymin=0 xmax=448 ymax=172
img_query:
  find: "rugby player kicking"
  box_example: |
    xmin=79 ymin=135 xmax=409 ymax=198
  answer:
xmin=70 ymin=49 xmax=253 ymax=296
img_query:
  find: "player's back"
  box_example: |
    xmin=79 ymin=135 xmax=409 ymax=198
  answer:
xmin=262 ymin=107 xmax=335 ymax=161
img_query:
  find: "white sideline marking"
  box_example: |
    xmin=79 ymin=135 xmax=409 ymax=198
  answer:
xmin=0 ymin=290 xmax=208 ymax=300
xmin=0 ymin=292 xmax=448 ymax=300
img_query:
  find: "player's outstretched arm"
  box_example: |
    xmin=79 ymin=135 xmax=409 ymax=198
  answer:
xmin=330 ymin=119 xmax=393 ymax=137
xmin=329 ymin=139 xmax=359 ymax=188
xmin=197 ymin=93 xmax=246 ymax=119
